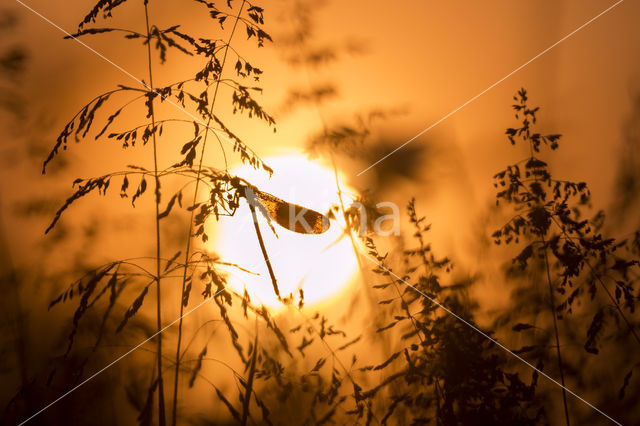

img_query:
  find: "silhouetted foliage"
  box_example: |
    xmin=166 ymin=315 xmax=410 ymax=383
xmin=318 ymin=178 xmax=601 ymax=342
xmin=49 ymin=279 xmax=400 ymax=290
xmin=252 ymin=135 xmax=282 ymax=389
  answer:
xmin=6 ymin=1 xmax=640 ymax=423
xmin=353 ymin=199 xmax=544 ymax=425
xmin=37 ymin=1 xmax=289 ymax=425
xmin=492 ymin=89 xmax=640 ymax=424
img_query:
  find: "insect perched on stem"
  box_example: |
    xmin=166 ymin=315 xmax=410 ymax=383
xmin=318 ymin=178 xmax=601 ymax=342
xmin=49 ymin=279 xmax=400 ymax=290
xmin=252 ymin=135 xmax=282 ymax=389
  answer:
xmin=229 ymin=176 xmax=331 ymax=298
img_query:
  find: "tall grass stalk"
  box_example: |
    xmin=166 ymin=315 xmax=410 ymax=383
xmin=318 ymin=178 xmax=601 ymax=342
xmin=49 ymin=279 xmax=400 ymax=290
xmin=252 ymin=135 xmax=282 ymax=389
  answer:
xmin=493 ymin=88 xmax=640 ymax=424
xmin=171 ymin=3 xmax=246 ymax=424
xmin=529 ymin=124 xmax=570 ymax=425
xmin=542 ymin=234 xmax=570 ymax=426
xmin=143 ymin=3 xmax=166 ymax=424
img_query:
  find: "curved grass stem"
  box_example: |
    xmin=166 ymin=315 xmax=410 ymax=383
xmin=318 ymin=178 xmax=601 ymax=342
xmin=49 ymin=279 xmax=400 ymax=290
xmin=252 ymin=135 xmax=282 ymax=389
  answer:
xmin=171 ymin=4 xmax=247 ymax=425
xmin=541 ymin=235 xmax=570 ymax=426
xmin=144 ymin=4 xmax=166 ymax=425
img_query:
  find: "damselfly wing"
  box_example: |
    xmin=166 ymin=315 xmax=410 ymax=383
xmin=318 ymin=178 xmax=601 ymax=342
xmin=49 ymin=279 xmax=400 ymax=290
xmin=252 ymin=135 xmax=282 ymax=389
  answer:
xmin=255 ymin=190 xmax=330 ymax=234
xmin=242 ymin=185 xmax=331 ymax=234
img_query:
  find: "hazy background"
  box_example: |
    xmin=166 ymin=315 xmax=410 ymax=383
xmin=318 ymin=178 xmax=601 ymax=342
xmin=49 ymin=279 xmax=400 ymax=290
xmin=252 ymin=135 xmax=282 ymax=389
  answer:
xmin=3 ymin=0 xmax=639 ymax=261
xmin=1 ymin=0 xmax=639 ymax=424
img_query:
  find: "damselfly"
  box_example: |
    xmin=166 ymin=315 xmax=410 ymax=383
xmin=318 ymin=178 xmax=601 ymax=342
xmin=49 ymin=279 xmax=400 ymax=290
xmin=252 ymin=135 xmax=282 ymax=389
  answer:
xmin=229 ymin=176 xmax=331 ymax=298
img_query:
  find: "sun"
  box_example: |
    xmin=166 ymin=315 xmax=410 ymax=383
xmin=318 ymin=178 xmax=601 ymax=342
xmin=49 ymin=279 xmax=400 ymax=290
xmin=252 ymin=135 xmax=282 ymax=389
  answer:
xmin=207 ymin=153 xmax=359 ymax=310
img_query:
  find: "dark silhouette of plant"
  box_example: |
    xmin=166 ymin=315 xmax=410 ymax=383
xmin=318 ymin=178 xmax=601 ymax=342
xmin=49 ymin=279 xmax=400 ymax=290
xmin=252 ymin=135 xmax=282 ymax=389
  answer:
xmin=165 ymin=2 xmax=274 ymax=423
xmin=15 ymin=0 xmax=639 ymax=421
xmin=492 ymin=88 xmax=640 ymax=424
xmin=40 ymin=1 xmax=279 ymax=424
xmin=352 ymin=199 xmax=543 ymax=425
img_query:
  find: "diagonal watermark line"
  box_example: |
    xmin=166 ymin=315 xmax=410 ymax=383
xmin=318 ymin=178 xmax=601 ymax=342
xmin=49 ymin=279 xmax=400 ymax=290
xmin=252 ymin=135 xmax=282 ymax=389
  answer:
xmin=21 ymin=239 xmax=284 ymax=425
xmin=358 ymin=249 xmax=622 ymax=425
xmin=13 ymin=0 xmax=259 ymax=167
xmin=357 ymin=0 xmax=625 ymax=176
xmin=13 ymin=0 xmax=624 ymax=422
xmin=18 ymin=287 xmax=226 ymax=425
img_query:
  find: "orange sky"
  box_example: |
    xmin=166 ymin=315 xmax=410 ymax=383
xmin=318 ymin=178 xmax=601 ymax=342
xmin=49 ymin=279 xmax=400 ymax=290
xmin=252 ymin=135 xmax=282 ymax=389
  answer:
xmin=1 ymin=1 xmax=639 ymax=423
xmin=0 ymin=0 xmax=637 ymax=313
xmin=4 ymin=0 xmax=639 ymax=248
xmin=0 ymin=0 xmax=636 ymax=299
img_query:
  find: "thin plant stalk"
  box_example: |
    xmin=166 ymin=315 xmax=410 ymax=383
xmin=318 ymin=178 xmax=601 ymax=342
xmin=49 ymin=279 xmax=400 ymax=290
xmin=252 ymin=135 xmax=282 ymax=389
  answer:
xmin=171 ymin=3 xmax=246 ymax=424
xmin=144 ymin=3 xmax=166 ymax=425
xmin=528 ymin=125 xmax=570 ymax=425
xmin=542 ymin=234 xmax=570 ymax=426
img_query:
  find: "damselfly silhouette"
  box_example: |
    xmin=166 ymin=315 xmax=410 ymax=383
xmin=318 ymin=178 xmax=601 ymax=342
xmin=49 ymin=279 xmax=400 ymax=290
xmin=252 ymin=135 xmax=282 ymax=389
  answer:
xmin=228 ymin=176 xmax=331 ymax=299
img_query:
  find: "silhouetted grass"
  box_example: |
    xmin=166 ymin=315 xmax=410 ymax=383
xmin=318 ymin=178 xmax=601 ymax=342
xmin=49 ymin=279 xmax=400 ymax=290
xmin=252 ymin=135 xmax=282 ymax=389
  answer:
xmin=2 ymin=1 xmax=639 ymax=424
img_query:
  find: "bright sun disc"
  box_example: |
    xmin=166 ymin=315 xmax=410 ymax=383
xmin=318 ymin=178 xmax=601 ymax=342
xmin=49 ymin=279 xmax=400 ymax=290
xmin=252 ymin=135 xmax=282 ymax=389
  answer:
xmin=208 ymin=154 xmax=358 ymax=310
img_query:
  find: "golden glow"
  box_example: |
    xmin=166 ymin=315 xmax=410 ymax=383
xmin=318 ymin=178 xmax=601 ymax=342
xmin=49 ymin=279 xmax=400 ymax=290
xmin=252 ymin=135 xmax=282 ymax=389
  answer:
xmin=209 ymin=153 xmax=358 ymax=310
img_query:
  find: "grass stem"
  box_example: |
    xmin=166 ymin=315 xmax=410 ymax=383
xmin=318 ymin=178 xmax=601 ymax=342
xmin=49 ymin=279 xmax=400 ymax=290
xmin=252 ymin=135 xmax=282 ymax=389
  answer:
xmin=170 ymin=3 xmax=246 ymax=425
xmin=144 ymin=4 xmax=166 ymax=425
xmin=542 ymin=235 xmax=571 ymax=426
